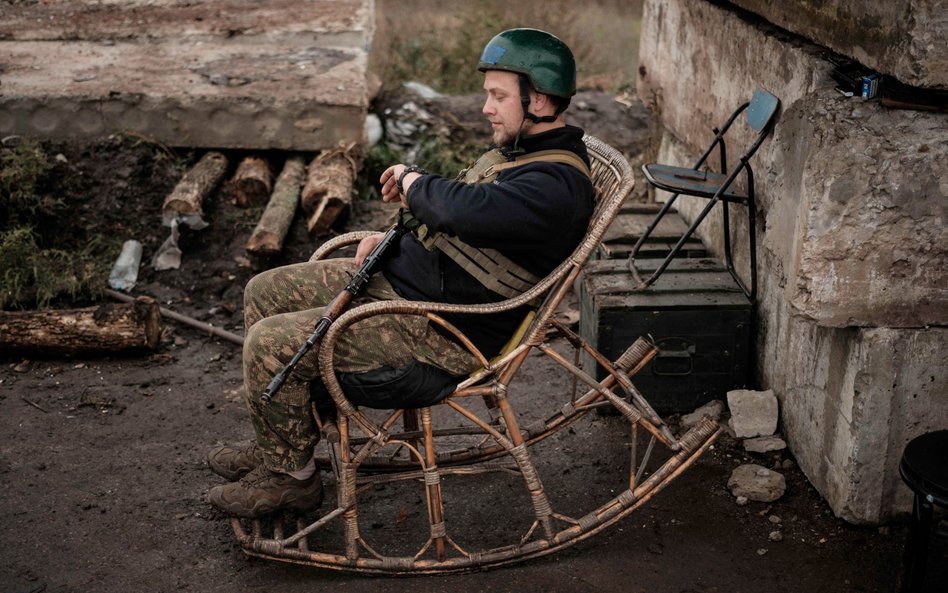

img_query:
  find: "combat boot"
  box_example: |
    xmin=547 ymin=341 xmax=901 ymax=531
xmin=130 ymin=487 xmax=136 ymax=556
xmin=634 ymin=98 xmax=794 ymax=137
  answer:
xmin=208 ymin=466 xmax=323 ymax=518
xmin=207 ymin=442 xmax=264 ymax=481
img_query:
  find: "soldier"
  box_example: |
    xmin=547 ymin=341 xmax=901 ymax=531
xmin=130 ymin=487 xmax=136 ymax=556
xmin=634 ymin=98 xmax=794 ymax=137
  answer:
xmin=208 ymin=28 xmax=596 ymax=518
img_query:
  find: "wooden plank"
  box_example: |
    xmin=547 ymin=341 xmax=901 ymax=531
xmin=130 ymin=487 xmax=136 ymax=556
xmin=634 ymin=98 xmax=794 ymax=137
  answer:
xmin=598 ymin=240 xmax=707 ymax=259
xmin=602 ymin=212 xmax=689 ymax=243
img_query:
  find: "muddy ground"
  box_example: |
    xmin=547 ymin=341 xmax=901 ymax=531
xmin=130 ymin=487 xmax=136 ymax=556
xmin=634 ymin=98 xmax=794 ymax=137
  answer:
xmin=0 ymin=91 xmax=931 ymax=592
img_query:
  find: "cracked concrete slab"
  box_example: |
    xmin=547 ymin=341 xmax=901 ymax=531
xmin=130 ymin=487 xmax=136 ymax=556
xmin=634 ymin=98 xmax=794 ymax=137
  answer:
xmin=0 ymin=0 xmax=374 ymax=150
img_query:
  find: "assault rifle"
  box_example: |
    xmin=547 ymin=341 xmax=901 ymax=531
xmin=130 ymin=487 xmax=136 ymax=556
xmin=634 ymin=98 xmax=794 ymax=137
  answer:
xmin=260 ymin=220 xmax=406 ymax=403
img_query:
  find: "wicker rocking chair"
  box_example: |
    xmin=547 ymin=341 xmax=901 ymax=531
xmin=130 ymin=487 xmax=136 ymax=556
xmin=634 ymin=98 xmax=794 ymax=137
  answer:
xmin=229 ymin=135 xmax=723 ymax=573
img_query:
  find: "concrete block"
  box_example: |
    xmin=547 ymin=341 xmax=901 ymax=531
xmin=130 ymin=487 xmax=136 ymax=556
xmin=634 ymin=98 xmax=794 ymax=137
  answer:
xmin=730 ymin=0 xmax=948 ymax=89
xmin=727 ymin=389 xmax=778 ymax=438
xmin=766 ymin=94 xmax=948 ymax=328
xmin=0 ymin=0 xmax=372 ymax=46
xmin=759 ymin=275 xmax=948 ymax=523
xmin=0 ymin=0 xmax=374 ymax=150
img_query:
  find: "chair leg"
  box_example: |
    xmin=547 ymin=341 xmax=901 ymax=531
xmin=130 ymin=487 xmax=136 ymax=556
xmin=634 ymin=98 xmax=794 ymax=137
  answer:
xmin=901 ymin=493 xmax=934 ymax=593
xmin=420 ymin=407 xmax=447 ymax=561
xmin=641 ymin=196 xmax=723 ymax=288
xmin=629 ymin=192 xmax=681 ymax=265
xmin=747 ymin=191 xmax=758 ymax=301
xmin=722 ymin=200 xmax=734 ymax=275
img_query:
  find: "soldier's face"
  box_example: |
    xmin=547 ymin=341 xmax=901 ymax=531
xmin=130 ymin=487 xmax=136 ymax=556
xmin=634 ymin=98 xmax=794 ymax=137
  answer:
xmin=482 ymin=70 xmax=527 ymax=147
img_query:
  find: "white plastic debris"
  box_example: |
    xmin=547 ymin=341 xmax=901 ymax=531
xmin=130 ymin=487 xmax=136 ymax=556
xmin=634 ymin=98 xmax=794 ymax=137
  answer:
xmin=108 ymin=240 xmax=143 ymax=291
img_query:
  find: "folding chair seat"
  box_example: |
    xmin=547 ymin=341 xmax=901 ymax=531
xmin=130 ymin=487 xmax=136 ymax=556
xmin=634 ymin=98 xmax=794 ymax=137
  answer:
xmin=632 ymin=90 xmax=780 ymax=300
xmin=228 ymin=135 xmax=723 ymax=573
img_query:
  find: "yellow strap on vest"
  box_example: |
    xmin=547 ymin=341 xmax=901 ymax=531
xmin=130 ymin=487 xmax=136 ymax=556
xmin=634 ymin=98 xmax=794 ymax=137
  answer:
xmin=488 ymin=149 xmax=592 ymax=179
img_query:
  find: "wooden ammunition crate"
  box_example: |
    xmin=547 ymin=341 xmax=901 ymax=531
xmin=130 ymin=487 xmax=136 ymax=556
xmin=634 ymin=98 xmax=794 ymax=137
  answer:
xmin=596 ymin=204 xmax=707 ymax=261
xmin=579 ymin=257 xmax=752 ymax=413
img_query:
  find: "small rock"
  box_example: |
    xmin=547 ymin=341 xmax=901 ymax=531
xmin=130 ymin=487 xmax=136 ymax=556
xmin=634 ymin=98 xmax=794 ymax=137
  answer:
xmin=680 ymin=399 xmax=725 ymax=429
xmin=735 ymin=495 xmax=749 ymax=506
xmin=757 ymin=548 xmax=768 ymax=556
xmin=781 ymin=459 xmax=796 ymax=471
xmin=768 ymin=530 xmax=784 ymax=542
xmin=727 ymin=389 xmax=778 ymax=438
xmin=727 ymin=463 xmax=787 ymax=503
xmin=744 ymin=435 xmax=786 ymax=453
xmin=174 ymin=336 xmax=188 ymax=347
xmin=13 ymin=359 xmax=31 ymax=373
xmin=768 ymin=514 xmax=782 ymax=524
xmin=54 ymin=153 xmax=69 ymax=163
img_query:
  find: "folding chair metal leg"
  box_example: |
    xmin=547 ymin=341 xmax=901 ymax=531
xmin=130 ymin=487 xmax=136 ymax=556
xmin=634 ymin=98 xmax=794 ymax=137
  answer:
xmin=638 ymin=193 xmax=724 ymax=289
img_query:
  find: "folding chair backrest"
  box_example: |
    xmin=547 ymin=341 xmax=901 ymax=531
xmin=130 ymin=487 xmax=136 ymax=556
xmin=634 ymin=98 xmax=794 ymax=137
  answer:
xmin=746 ymin=90 xmax=780 ymax=133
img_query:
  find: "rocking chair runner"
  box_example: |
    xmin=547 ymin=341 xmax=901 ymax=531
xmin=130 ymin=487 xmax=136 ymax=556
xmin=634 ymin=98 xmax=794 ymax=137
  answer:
xmin=229 ymin=135 xmax=723 ymax=573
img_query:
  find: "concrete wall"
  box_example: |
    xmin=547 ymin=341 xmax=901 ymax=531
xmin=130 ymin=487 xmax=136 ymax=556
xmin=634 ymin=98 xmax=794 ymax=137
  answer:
xmin=730 ymin=0 xmax=948 ymax=89
xmin=638 ymin=0 xmax=948 ymax=523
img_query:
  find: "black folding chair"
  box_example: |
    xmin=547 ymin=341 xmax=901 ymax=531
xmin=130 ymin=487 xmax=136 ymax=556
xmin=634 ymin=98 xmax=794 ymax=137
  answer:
xmin=630 ymin=90 xmax=780 ymax=300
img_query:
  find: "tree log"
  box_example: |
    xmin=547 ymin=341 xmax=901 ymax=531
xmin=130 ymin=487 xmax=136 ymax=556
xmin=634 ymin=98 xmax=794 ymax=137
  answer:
xmin=161 ymin=151 xmax=229 ymax=226
xmin=245 ymin=156 xmax=305 ymax=257
xmin=231 ymin=156 xmax=273 ymax=208
xmin=0 ymin=297 xmax=162 ymax=355
xmin=302 ymin=146 xmax=358 ymax=236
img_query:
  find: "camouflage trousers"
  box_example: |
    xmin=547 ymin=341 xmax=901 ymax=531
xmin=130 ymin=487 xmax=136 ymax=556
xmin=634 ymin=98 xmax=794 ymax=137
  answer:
xmin=243 ymin=258 xmax=479 ymax=473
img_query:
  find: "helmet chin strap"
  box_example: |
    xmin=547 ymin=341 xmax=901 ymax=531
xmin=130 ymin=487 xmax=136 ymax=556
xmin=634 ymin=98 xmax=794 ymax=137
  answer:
xmin=518 ymin=75 xmax=559 ymax=124
xmin=509 ymin=74 xmax=558 ymax=155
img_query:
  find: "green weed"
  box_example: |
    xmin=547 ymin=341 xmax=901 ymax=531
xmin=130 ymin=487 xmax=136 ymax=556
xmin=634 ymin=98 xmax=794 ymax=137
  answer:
xmin=0 ymin=140 xmax=117 ymax=309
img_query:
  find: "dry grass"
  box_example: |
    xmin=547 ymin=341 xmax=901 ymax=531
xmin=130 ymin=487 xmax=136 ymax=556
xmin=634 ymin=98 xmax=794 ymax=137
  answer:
xmin=371 ymin=0 xmax=643 ymax=95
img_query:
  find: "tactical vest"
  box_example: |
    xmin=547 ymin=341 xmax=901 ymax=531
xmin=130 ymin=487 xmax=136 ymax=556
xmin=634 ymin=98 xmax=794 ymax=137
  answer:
xmin=403 ymin=148 xmax=591 ymax=298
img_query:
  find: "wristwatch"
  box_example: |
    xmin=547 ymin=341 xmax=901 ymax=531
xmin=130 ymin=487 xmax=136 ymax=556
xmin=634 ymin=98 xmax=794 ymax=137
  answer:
xmin=396 ymin=164 xmax=427 ymax=195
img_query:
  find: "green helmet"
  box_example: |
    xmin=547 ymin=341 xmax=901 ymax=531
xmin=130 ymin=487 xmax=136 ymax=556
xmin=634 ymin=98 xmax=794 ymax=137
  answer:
xmin=478 ymin=28 xmax=577 ymax=99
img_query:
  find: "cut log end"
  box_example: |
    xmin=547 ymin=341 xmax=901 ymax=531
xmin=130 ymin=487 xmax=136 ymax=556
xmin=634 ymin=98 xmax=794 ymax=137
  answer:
xmin=232 ymin=156 xmax=274 ymax=208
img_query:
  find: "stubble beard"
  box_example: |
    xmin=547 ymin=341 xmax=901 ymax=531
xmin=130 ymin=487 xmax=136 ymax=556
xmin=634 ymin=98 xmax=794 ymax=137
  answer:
xmin=492 ymin=126 xmax=513 ymax=148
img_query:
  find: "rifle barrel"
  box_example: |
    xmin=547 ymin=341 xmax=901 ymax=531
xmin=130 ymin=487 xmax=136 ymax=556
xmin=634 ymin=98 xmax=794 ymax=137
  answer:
xmin=259 ymin=223 xmax=405 ymax=403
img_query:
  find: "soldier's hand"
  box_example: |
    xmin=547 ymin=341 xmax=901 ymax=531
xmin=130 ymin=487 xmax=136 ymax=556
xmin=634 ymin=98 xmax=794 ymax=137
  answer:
xmin=355 ymin=233 xmax=385 ymax=266
xmin=380 ymin=164 xmax=406 ymax=205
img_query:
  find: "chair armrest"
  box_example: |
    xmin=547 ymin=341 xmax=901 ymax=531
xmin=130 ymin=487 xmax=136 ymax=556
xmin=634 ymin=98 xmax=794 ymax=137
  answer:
xmin=309 ymin=231 xmax=383 ymax=262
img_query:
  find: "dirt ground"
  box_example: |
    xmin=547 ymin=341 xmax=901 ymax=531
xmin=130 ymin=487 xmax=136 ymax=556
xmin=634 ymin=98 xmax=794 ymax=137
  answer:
xmin=0 ymin=91 xmax=932 ymax=592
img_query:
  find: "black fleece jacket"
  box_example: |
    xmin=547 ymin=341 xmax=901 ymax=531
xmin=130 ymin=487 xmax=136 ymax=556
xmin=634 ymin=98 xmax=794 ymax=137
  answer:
xmin=381 ymin=124 xmax=595 ymax=359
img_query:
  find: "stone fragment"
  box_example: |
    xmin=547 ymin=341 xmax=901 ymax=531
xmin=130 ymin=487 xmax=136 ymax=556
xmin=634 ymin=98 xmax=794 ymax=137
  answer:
xmin=727 ymin=389 xmax=778 ymax=438
xmin=735 ymin=495 xmax=749 ymax=506
xmin=681 ymin=399 xmax=726 ymax=430
xmin=769 ymin=530 xmax=784 ymax=542
xmin=744 ymin=435 xmax=787 ymax=453
xmin=727 ymin=464 xmax=787 ymax=503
